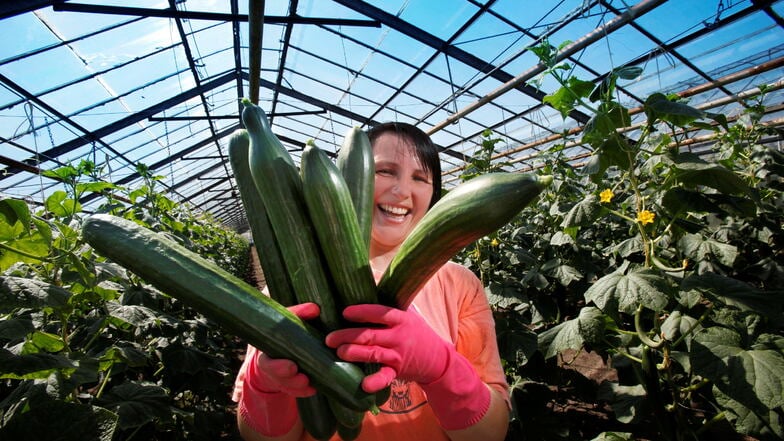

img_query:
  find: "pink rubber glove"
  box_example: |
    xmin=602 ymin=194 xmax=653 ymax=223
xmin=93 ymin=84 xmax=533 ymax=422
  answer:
xmin=325 ymin=304 xmax=491 ymax=430
xmin=239 ymin=302 xmax=320 ymax=436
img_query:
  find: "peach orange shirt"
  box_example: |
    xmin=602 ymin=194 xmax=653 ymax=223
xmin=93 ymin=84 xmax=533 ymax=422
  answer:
xmin=233 ymin=261 xmax=509 ymax=441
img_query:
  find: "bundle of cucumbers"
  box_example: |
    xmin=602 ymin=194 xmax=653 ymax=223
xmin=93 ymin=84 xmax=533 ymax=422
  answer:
xmin=80 ymin=99 xmax=550 ymax=440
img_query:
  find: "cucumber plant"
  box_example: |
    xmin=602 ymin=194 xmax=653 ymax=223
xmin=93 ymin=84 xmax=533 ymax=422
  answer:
xmin=459 ymin=39 xmax=784 ymax=441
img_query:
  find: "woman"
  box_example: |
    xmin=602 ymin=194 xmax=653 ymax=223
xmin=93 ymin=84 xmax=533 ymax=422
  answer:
xmin=233 ymin=122 xmax=510 ymax=441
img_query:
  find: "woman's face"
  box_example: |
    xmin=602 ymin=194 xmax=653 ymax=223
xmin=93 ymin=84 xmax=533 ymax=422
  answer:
xmin=370 ymin=132 xmax=434 ymax=253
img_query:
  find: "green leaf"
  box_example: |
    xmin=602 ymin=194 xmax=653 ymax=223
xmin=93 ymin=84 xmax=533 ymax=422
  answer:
xmin=96 ymin=382 xmax=171 ymax=430
xmin=691 ymin=326 xmax=744 ymax=382
xmin=660 ymin=310 xmax=700 ymax=344
xmin=597 ymin=382 xmax=647 ymax=424
xmin=644 ymin=93 xmax=704 ymax=127
xmin=539 ymin=306 xmax=604 ymax=358
xmin=42 ymin=164 xmax=79 ymax=181
xmin=0 ymin=276 xmax=72 ymax=314
xmin=691 ymin=326 xmax=784 ymax=431
xmin=560 ymin=194 xmax=600 ymax=228
xmin=678 ymin=233 xmax=738 ymax=267
xmin=0 ymin=348 xmax=76 ymax=379
xmin=614 ymin=65 xmax=643 ymax=80
xmin=714 ymin=386 xmax=783 ymax=440
xmin=584 ymin=268 xmax=670 ymax=314
xmin=604 ymin=236 xmax=643 ymax=258
xmin=0 ymin=198 xmax=31 ymax=236
xmin=674 ymin=155 xmax=753 ymax=196
xmin=0 ymin=317 xmax=35 ymax=341
xmin=681 ymin=272 xmax=783 ymax=313
xmin=550 ymin=231 xmax=575 ymax=246
xmin=543 ymin=77 xmax=594 ymax=118
xmin=76 ymin=181 xmax=116 ymax=194
xmin=0 ymin=399 xmax=117 ymax=441
xmin=45 ymin=190 xmax=81 ymax=217
xmin=24 ymin=331 xmax=66 ymax=353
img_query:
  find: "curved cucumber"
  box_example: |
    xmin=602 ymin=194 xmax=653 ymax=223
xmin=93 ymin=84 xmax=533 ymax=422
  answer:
xmin=242 ymin=100 xmax=340 ymax=331
xmin=81 ymin=214 xmax=376 ymax=412
xmin=377 ymin=173 xmax=551 ymax=308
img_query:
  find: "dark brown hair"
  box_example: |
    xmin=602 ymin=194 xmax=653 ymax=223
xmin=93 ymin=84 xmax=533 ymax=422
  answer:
xmin=367 ymin=122 xmax=441 ymax=208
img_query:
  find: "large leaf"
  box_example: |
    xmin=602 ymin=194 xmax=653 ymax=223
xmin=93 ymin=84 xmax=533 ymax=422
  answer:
xmin=692 ymin=327 xmax=784 ymax=434
xmin=714 ymin=386 xmax=783 ymax=440
xmin=96 ymin=382 xmax=171 ymax=430
xmin=660 ymin=310 xmax=700 ymax=345
xmin=681 ymin=272 xmax=783 ymax=313
xmin=0 ymin=399 xmax=117 ymax=441
xmin=0 ymin=198 xmax=31 ymax=238
xmin=677 ymin=233 xmax=738 ymax=268
xmin=674 ymin=154 xmax=753 ymax=196
xmin=0 ymin=348 xmax=76 ymax=379
xmin=584 ymin=268 xmax=670 ymax=314
xmin=0 ymin=276 xmax=72 ymax=314
xmin=541 ymin=258 xmax=583 ymax=286
xmin=644 ymin=93 xmax=704 ymax=127
xmin=560 ymin=194 xmax=600 ymax=228
xmin=539 ymin=306 xmax=605 ymax=358
xmin=597 ymin=382 xmax=647 ymax=424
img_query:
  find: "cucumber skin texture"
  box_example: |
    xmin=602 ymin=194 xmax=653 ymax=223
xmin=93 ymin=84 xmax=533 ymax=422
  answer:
xmin=377 ymin=173 xmax=550 ymax=309
xmin=301 ymin=144 xmax=377 ymax=309
xmin=242 ymin=101 xmax=340 ymax=331
xmin=302 ymin=143 xmax=387 ymax=411
xmin=228 ymin=130 xmax=336 ymax=437
xmin=227 ymin=129 xmax=295 ymax=307
xmin=80 ymin=214 xmax=376 ymax=412
xmin=297 ymin=392 xmax=337 ymax=441
xmin=336 ymin=127 xmax=374 ymax=249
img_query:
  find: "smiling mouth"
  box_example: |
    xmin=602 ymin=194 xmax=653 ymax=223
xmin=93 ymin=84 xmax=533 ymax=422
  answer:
xmin=379 ymin=204 xmax=410 ymax=218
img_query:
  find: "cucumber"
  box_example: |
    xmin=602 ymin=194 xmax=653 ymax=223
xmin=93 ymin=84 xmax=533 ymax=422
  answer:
xmin=301 ymin=142 xmax=390 ymax=406
xmin=228 ymin=129 xmax=339 ymax=437
xmin=297 ymin=392 xmax=337 ymax=441
xmin=377 ymin=173 xmax=551 ymax=308
xmin=227 ymin=129 xmax=295 ymax=306
xmin=80 ymin=214 xmax=377 ymax=412
xmin=300 ymin=142 xmax=377 ymax=310
xmin=336 ymin=127 xmax=374 ymax=249
xmin=242 ymin=99 xmax=340 ymax=331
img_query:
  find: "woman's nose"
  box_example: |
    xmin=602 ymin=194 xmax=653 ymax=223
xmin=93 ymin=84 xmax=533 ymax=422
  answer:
xmin=391 ymin=179 xmax=411 ymax=196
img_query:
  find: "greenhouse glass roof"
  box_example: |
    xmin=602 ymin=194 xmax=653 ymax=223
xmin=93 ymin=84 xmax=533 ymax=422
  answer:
xmin=1 ymin=0 xmax=783 ymax=231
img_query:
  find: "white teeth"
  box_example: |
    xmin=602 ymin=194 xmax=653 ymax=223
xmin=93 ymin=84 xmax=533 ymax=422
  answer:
xmin=380 ymin=204 xmax=409 ymax=216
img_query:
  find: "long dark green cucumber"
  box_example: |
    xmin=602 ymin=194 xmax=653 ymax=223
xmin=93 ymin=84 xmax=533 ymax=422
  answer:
xmin=242 ymin=99 xmax=340 ymax=331
xmin=377 ymin=173 xmax=552 ymax=309
xmin=336 ymin=127 xmax=374 ymax=248
xmin=227 ymin=129 xmax=336 ymax=435
xmin=300 ymin=143 xmax=376 ymax=309
xmin=301 ymin=142 xmax=389 ymax=406
xmin=227 ymin=128 xmax=295 ymax=306
xmin=81 ymin=214 xmax=377 ymax=412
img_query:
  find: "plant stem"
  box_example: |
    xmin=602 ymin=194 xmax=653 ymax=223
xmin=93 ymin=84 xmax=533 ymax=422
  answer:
xmin=0 ymin=241 xmax=51 ymax=262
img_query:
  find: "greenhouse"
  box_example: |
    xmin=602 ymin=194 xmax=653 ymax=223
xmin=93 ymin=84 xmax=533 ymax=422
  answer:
xmin=1 ymin=1 xmax=783 ymax=440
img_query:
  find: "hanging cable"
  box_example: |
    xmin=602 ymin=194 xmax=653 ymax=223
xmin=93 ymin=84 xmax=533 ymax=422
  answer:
xmin=24 ymin=102 xmax=46 ymax=205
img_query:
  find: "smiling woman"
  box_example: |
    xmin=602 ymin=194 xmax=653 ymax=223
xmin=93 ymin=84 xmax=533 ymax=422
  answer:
xmin=234 ymin=119 xmax=512 ymax=441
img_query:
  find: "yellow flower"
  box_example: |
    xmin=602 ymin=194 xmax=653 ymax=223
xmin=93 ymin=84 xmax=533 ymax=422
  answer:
xmin=599 ymin=189 xmax=614 ymax=203
xmin=490 ymin=238 xmax=500 ymax=247
xmin=637 ymin=210 xmax=655 ymax=225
